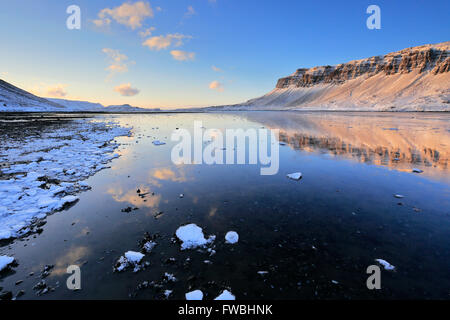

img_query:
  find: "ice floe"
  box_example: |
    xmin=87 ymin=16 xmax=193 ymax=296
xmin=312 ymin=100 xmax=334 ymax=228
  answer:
xmin=175 ymin=223 xmax=216 ymax=250
xmin=0 ymin=255 xmax=15 ymax=272
xmin=152 ymin=140 xmax=166 ymax=146
xmin=375 ymin=259 xmax=396 ymax=271
xmin=286 ymin=172 xmax=302 ymax=180
xmin=114 ymin=251 xmax=145 ymax=272
xmin=186 ymin=290 xmax=203 ymax=300
xmin=225 ymin=231 xmax=239 ymax=244
xmin=164 ymin=290 xmax=173 ymax=299
xmin=214 ymin=290 xmax=236 ymax=300
xmin=0 ymin=119 xmax=130 ymax=240
xmin=163 ymin=272 xmax=177 ymax=282
xmin=142 ymin=241 xmax=156 ymax=253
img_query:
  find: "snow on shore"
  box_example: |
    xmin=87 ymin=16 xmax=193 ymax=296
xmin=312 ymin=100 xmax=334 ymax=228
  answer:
xmin=0 ymin=255 xmax=15 ymax=271
xmin=0 ymin=119 xmax=131 ymax=240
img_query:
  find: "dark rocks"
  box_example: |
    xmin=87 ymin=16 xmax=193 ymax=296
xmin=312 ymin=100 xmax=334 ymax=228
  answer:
xmin=0 ymin=291 xmax=13 ymax=300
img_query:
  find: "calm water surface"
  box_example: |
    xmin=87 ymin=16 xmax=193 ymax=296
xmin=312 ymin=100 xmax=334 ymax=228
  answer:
xmin=1 ymin=112 xmax=449 ymax=299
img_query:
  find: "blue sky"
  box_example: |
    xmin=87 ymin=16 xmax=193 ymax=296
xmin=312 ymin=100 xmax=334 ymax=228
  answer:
xmin=0 ymin=0 xmax=448 ymax=109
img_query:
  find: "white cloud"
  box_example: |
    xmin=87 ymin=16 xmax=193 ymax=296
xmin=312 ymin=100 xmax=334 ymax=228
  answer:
xmin=185 ymin=6 xmax=196 ymax=17
xmin=46 ymin=84 xmax=68 ymax=97
xmin=143 ymin=33 xmax=191 ymax=51
xmin=102 ymin=48 xmax=134 ymax=78
xmin=93 ymin=1 xmax=153 ymax=30
xmin=211 ymin=65 xmax=222 ymax=72
xmin=170 ymin=50 xmax=195 ymax=61
xmin=139 ymin=26 xmax=156 ymax=38
xmin=114 ymin=83 xmax=140 ymax=96
xmin=209 ymin=80 xmax=224 ymax=92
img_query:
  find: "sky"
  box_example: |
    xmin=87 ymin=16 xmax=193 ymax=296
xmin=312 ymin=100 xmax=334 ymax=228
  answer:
xmin=0 ymin=0 xmax=448 ymax=109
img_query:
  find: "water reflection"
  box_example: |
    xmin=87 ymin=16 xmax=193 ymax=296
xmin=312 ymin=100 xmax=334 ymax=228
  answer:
xmin=241 ymin=112 xmax=450 ymax=181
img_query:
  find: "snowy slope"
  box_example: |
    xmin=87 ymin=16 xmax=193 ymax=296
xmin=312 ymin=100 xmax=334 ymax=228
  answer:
xmin=48 ymin=98 xmax=105 ymax=111
xmin=0 ymin=79 xmax=153 ymax=112
xmin=48 ymin=99 xmax=154 ymax=112
xmin=0 ymin=79 xmax=65 ymax=112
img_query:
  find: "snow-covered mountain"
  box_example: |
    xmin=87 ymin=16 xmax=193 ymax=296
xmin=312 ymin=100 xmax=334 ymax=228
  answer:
xmin=228 ymin=42 xmax=450 ymax=111
xmin=0 ymin=80 xmax=155 ymax=112
xmin=0 ymin=79 xmax=65 ymax=112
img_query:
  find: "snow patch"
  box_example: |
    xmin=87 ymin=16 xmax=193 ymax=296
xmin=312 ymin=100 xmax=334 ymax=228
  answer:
xmin=175 ymin=223 xmax=215 ymax=250
xmin=0 ymin=255 xmax=15 ymax=271
xmin=0 ymin=119 xmax=130 ymax=240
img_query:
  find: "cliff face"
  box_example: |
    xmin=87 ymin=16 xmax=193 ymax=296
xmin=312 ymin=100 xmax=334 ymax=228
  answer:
xmin=239 ymin=42 xmax=450 ymax=111
xmin=276 ymin=43 xmax=449 ymax=88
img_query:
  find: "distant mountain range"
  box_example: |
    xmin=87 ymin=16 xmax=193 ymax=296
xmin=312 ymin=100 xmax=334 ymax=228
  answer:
xmin=219 ymin=41 xmax=450 ymax=111
xmin=0 ymin=79 xmax=159 ymax=112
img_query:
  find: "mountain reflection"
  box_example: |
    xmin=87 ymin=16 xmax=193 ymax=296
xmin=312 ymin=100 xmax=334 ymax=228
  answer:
xmin=241 ymin=112 xmax=450 ymax=180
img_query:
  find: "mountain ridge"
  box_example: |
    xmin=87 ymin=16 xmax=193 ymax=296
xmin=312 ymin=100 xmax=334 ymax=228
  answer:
xmin=231 ymin=42 xmax=450 ymax=111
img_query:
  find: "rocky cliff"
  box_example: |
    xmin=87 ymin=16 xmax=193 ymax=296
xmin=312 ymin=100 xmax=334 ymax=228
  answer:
xmin=238 ymin=42 xmax=450 ymax=111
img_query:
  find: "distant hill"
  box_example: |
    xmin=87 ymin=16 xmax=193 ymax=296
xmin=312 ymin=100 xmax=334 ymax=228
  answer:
xmin=0 ymin=79 xmax=157 ymax=112
xmin=0 ymin=79 xmax=65 ymax=111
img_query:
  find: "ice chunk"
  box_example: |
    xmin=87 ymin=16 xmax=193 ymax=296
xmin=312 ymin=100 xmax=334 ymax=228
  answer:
xmin=164 ymin=290 xmax=172 ymax=299
xmin=375 ymin=259 xmax=395 ymax=271
xmin=143 ymin=241 xmax=156 ymax=253
xmin=0 ymin=255 xmax=15 ymax=271
xmin=152 ymin=140 xmax=166 ymax=146
xmin=214 ymin=290 xmax=235 ymax=300
xmin=114 ymin=251 xmax=145 ymax=272
xmin=186 ymin=290 xmax=203 ymax=300
xmin=124 ymin=251 xmax=144 ymax=263
xmin=164 ymin=272 xmax=177 ymax=282
xmin=225 ymin=231 xmax=239 ymax=244
xmin=287 ymin=172 xmax=302 ymax=180
xmin=175 ymin=224 xmax=215 ymax=250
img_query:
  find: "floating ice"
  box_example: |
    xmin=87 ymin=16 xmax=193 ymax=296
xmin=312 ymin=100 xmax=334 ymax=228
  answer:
xmin=186 ymin=290 xmax=203 ymax=300
xmin=375 ymin=259 xmax=395 ymax=271
xmin=152 ymin=140 xmax=166 ymax=146
xmin=214 ymin=290 xmax=235 ymax=300
xmin=114 ymin=251 xmax=145 ymax=272
xmin=164 ymin=290 xmax=173 ymax=299
xmin=0 ymin=255 xmax=15 ymax=272
xmin=143 ymin=241 xmax=156 ymax=253
xmin=257 ymin=271 xmax=269 ymax=275
xmin=287 ymin=172 xmax=302 ymax=180
xmin=175 ymin=224 xmax=216 ymax=250
xmin=164 ymin=272 xmax=177 ymax=282
xmin=225 ymin=231 xmax=239 ymax=244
